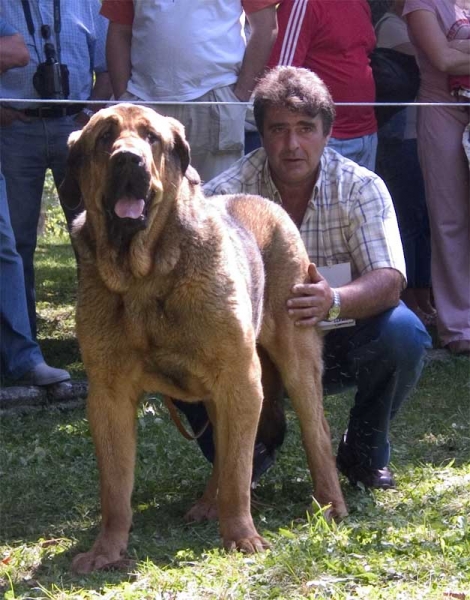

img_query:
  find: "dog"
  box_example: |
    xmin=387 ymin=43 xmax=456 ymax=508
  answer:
xmin=60 ymin=104 xmax=347 ymax=574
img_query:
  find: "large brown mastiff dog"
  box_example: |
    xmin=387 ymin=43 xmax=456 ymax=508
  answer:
xmin=60 ymin=104 xmax=347 ymax=573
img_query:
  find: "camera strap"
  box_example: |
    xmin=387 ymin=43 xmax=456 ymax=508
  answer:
xmin=21 ymin=0 xmax=63 ymax=64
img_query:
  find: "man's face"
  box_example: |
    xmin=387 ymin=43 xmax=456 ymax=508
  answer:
xmin=261 ymin=107 xmax=331 ymax=187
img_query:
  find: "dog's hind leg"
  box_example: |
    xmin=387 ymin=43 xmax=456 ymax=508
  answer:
xmin=185 ymin=400 xmax=219 ymax=523
xmin=72 ymin=381 xmax=140 ymax=574
xmin=266 ymin=329 xmax=348 ymax=520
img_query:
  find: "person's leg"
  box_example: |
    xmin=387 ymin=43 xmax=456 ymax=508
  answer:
xmin=1 ymin=119 xmax=48 ymax=337
xmin=376 ymin=136 xmax=434 ymax=319
xmin=0 ymin=170 xmax=43 ymax=379
xmin=417 ymin=105 xmax=470 ymax=348
xmin=48 ymin=116 xmax=85 ymax=228
xmin=328 ymin=133 xmax=378 ymax=171
xmin=323 ymin=302 xmax=431 ymax=484
xmin=0 ymin=170 xmax=70 ymax=385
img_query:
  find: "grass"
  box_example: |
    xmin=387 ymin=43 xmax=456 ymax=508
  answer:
xmin=1 ymin=201 xmax=469 ymax=599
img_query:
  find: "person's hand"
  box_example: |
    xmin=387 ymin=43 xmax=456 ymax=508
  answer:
xmin=0 ymin=106 xmax=30 ymax=127
xmin=286 ymin=263 xmax=334 ymax=327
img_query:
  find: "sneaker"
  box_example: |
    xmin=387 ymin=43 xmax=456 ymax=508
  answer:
xmin=336 ymin=436 xmax=395 ymax=490
xmin=16 ymin=362 xmax=71 ymax=386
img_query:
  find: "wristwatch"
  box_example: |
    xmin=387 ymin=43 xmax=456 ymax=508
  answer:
xmin=327 ymin=289 xmax=341 ymax=321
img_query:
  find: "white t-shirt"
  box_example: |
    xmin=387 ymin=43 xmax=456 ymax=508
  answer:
xmin=128 ymin=1 xmax=246 ymax=102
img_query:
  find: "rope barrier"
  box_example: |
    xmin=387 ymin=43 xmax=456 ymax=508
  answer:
xmin=1 ymin=98 xmax=469 ymax=108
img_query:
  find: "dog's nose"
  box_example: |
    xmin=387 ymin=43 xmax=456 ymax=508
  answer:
xmin=113 ymin=150 xmax=144 ymax=168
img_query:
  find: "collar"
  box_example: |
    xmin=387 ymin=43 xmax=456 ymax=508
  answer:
xmin=261 ymin=152 xmax=324 ymax=210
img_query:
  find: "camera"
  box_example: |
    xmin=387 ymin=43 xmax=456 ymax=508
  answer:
xmin=33 ymin=42 xmax=70 ymax=99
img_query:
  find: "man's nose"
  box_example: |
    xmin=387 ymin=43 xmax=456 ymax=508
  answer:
xmin=285 ymin=130 xmax=300 ymax=150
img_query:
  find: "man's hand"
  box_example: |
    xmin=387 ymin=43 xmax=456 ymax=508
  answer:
xmin=287 ymin=263 xmax=334 ymax=327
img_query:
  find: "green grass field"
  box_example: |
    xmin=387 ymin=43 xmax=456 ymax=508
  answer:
xmin=1 ymin=218 xmax=469 ymax=599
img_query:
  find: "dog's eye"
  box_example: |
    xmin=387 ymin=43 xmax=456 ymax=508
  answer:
xmin=147 ymin=132 xmax=159 ymax=145
xmin=99 ymin=130 xmax=113 ymax=144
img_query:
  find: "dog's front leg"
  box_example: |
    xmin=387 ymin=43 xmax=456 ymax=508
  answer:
xmin=215 ymin=355 xmax=269 ymax=553
xmin=73 ymin=384 xmax=139 ymax=574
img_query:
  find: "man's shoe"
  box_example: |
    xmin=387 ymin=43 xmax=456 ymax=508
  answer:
xmin=336 ymin=437 xmax=396 ymax=490
xmin=17 ymin=362 xmax=71 ymax=386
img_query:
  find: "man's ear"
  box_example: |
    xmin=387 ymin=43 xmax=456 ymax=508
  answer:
xmin=167 ymin=117 xmax=190 ymax=175
xmin=58 ymin=129 xmax=85 ymax=211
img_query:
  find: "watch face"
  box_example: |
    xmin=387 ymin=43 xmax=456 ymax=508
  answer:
xmin=328 ymin=305 xmax=341 ymax=321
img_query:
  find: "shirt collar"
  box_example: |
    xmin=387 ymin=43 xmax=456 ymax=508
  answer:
xmin=261 ymin=151 xmax=324 ymax=209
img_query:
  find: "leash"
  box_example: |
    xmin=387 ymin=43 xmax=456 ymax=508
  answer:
xmin=162 ymin=395 xmax=210 ymax=441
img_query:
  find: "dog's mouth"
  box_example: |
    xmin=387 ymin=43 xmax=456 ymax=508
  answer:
xmin=113 ymin=195 xmax=147 ymax=221
xmin=104 ymin=153 xmax=153 ymax=240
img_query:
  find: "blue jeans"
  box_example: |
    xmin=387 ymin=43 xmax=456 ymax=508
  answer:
xmin=0 ymin=116 xmax=83 ymax=336
xmin=376 ymin=137 xmax=431 ymax=289
xmin=328 ymin=133 xmax=378 ymax=171
xmin=0 ymin=169 xmax=43 ymax=380
xmin=322 ymin=301 xmax=431 ymax=468
xmin=175 ymin=302 xmax=431 ymax=469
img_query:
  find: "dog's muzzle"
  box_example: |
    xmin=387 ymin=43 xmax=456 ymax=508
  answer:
xmin=105 ymin=149 xmax=153 ymax=237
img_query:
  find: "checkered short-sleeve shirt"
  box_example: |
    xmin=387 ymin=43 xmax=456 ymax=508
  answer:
xmin=203 ymin=147 xmax=406 ymax=283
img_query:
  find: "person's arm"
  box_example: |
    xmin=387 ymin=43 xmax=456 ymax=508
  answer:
xmin=406 ymin=9 xmax=470 ymax=75
xmin=74 ymin=72 xmax=113 ymax=126
xmin=233 ymin=5 xmax=278 ymax=101
xmin=286 ymin=263 xmax=403 ymax=327
xmin=448 ymin=39 xmax=470 ymax=54
xmin=106 ymin=21 xmax=133 ymax=100
xmin=0 ymin=32 xmax=29 ymax=73
xmin=268 ymin=0 xmax=311 ymax=68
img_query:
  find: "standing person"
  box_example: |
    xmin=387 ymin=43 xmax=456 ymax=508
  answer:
xmin=268 ymin=0 xmax=378 ymax=170
xmin=0 ymin=19 xmax=69 ymax=386
xmin=403 ymin=0 xmax=470 ymax=355
xmin=374 ymin=0 xmax=436 ymax=326
xmin=178 ymin=67 xmax=432 ymax=490
xmin=0 ymin=1 xmax=111 ymax=339
xmin=100 ymin=0 xmax=278 ymax=182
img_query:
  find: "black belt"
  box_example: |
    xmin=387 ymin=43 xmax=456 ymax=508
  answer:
xmin=23 ymin=104 xmax=84 ymax=118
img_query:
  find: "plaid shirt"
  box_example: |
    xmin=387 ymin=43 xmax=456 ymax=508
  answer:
xmin=203 ymin=147 xmax=406 ymax=282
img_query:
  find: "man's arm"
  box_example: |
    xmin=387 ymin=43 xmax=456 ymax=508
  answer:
xmin=287 ymin=264 xmax=403 ymax=327
xmin=0 ymin=32 xmax=29 ymax=73
xmin=106 ymin=21 xmax=133 ymax=99
xmin=233 ymin=6 xmax=278 ymax=101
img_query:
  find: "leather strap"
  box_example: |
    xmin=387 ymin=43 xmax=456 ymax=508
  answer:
xmin=162 ymin=395 xmax=210 ymax=441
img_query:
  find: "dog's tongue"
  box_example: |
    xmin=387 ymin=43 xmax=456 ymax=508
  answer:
xmin=114 ymin=196 xmax=145 ymax=219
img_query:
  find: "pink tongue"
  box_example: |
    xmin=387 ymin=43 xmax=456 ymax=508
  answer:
xmin=114 ymin=196 xmax=145 ymax=219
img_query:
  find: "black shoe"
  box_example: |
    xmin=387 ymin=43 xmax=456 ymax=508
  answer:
xmin=16 ymin=362 xmax=71 ymax=386
xmin=252 ymin=442 xmax=276 ymax=486
xmin=336 ymin=437 xmax=395 ymax=490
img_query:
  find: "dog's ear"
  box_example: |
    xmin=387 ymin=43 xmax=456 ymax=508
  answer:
xmin=58 ymin=129 xmax=85 ymax=210
xmin=167 ymin=117 xmax=191 ymax=175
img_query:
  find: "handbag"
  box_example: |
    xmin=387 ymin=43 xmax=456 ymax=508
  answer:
xmin=370 ymin=47 xmax=420 ymax=127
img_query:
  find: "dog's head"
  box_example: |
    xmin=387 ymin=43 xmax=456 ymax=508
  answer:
xmin=60 ymin=104 xmax=201 ymax=290
xmin=60 ymin=103 xmax=198 ymax=243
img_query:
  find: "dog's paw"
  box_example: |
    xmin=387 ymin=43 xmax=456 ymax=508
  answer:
xmin=72 ymin=550 xmax=132 ymax=574
xmin=184 ymin=498 xmax=218 ymax=523
xmin=223 ymin=534 xmax=270 ymax=554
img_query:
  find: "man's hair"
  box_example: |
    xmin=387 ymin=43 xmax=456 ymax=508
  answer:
xmin=253 ymin=66 xmax=336 ymax=137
